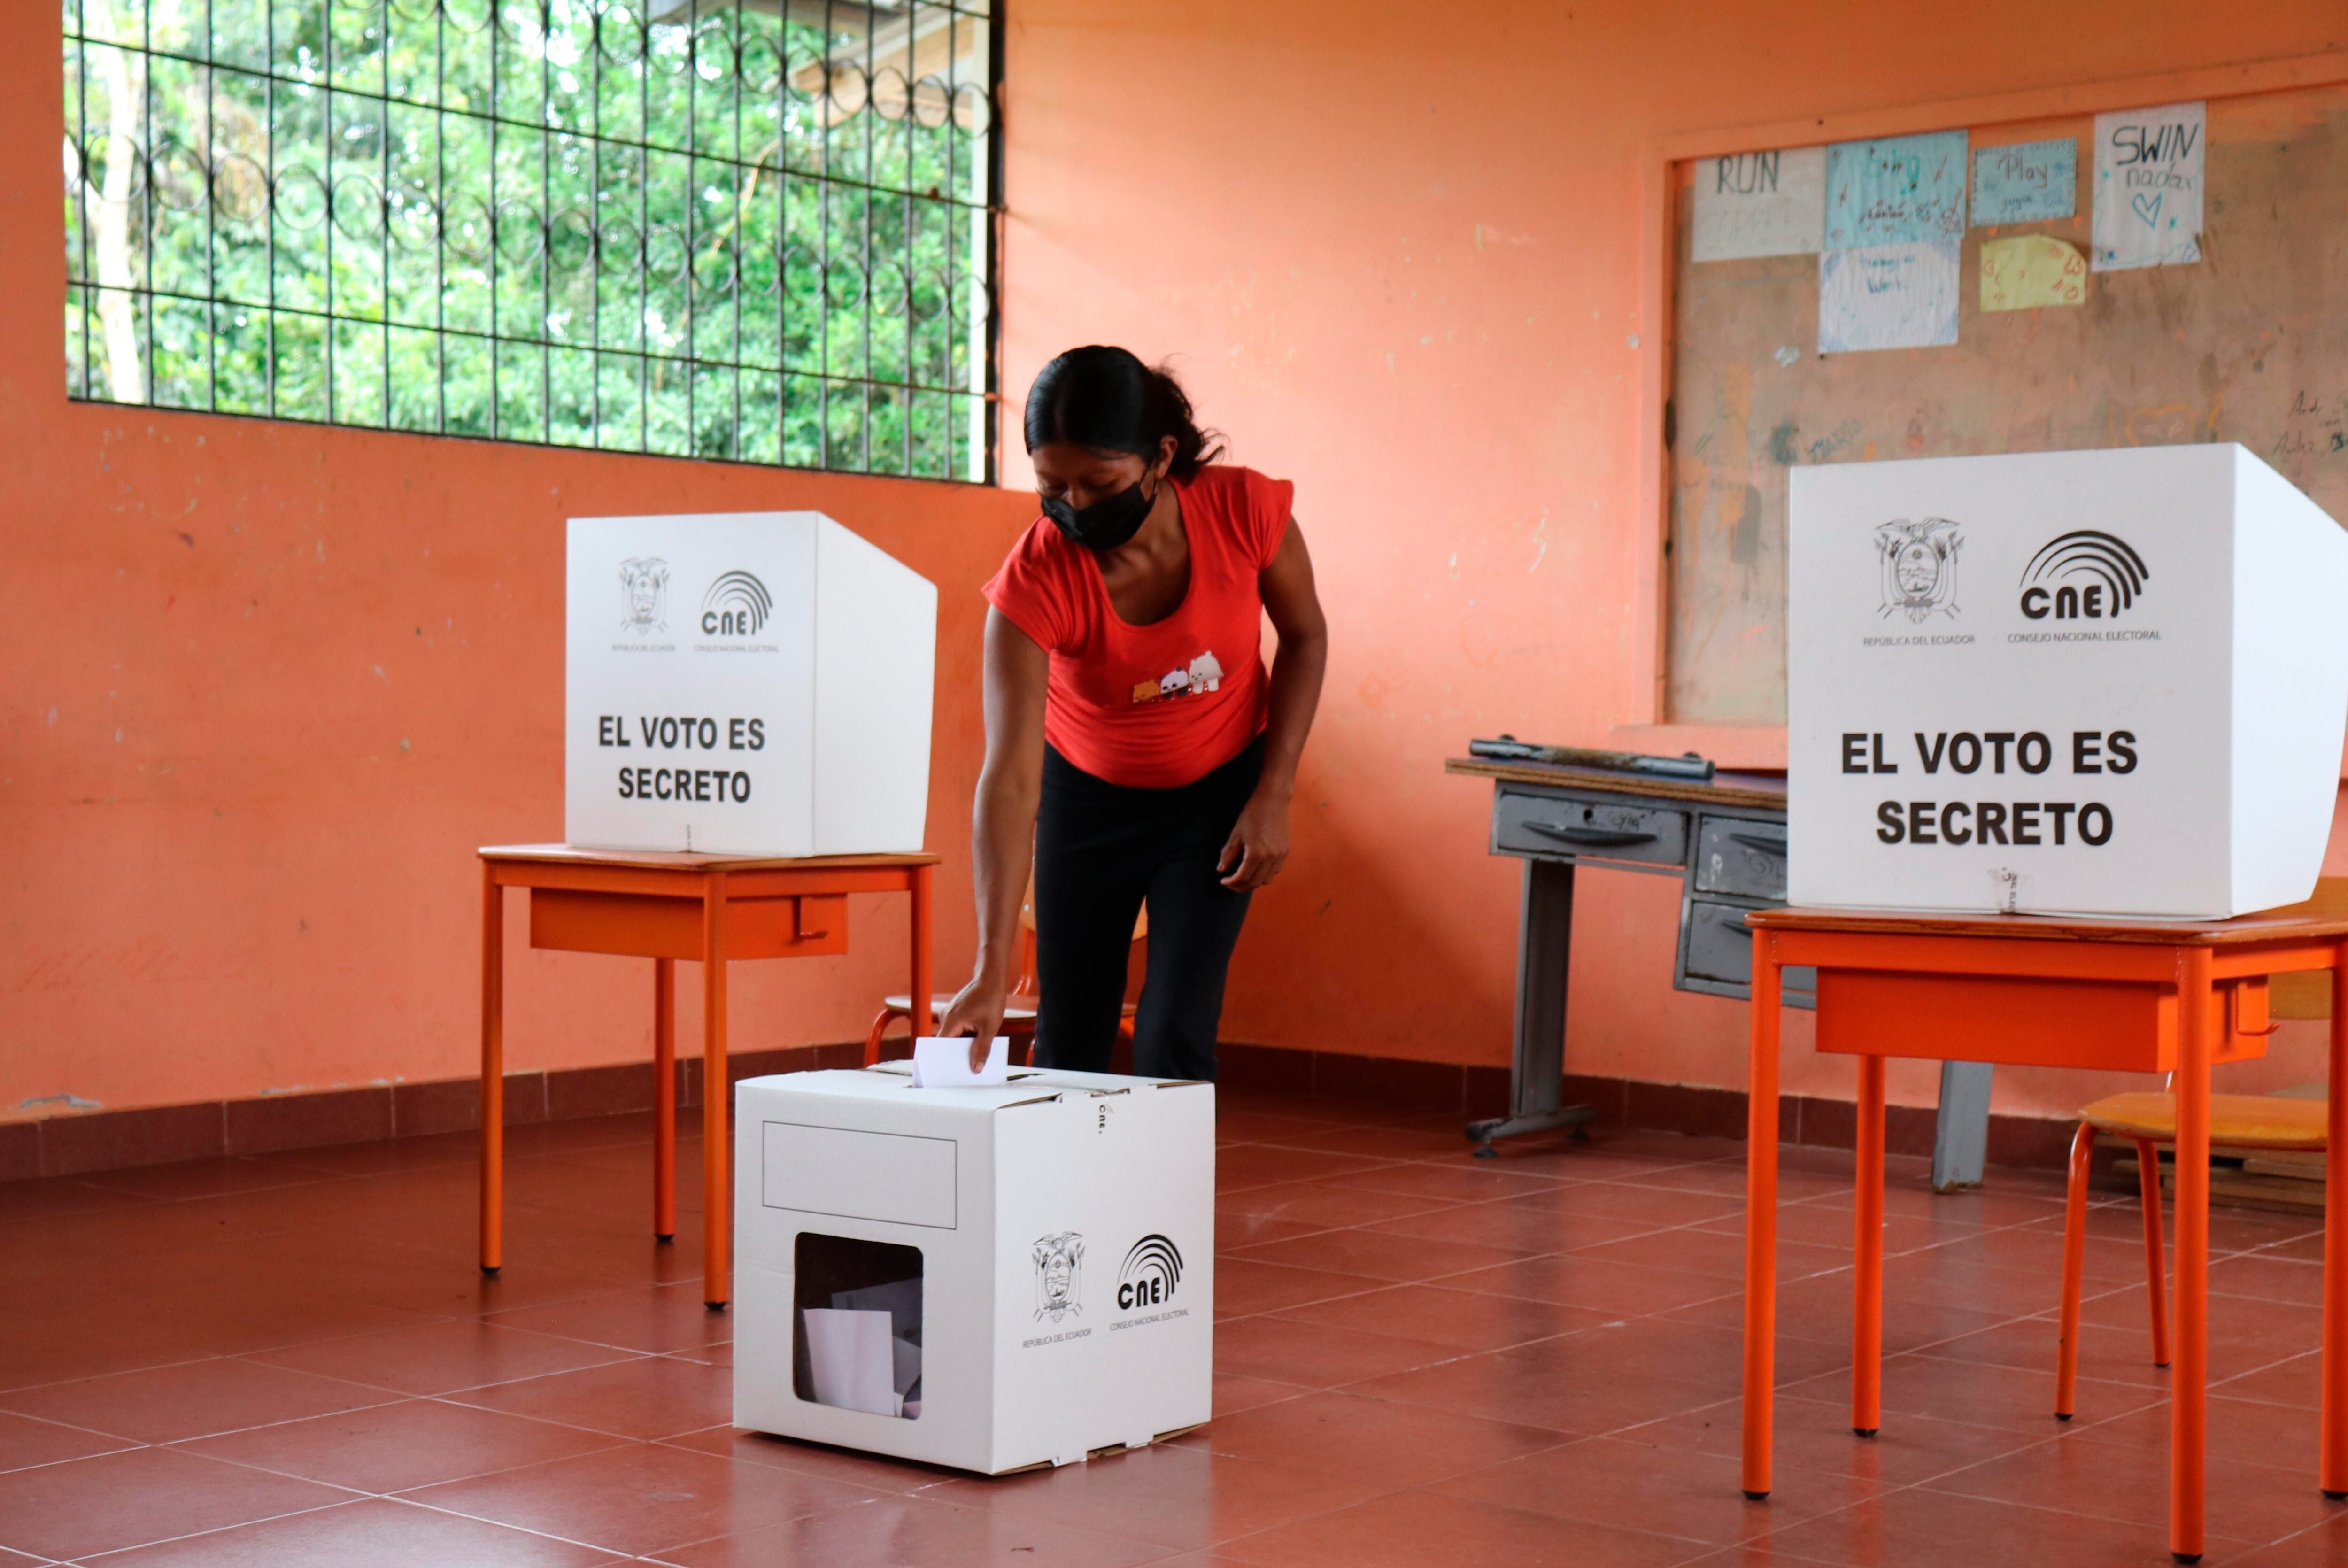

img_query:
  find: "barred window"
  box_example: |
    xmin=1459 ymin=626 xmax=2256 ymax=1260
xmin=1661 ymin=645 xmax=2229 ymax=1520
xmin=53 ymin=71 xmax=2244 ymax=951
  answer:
xmin=62 ymin=0 xmax=1001 ymax=482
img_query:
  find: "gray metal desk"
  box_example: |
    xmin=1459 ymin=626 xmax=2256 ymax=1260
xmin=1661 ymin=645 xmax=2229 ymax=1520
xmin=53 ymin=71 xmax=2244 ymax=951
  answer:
xmin=1447 ymin=757 xmax=1991 ymax=1185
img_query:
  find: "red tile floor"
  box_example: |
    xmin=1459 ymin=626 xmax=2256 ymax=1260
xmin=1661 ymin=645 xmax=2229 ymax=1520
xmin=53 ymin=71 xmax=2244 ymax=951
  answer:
xmin=0 ymin=1090 xmax=2340 ymax=1566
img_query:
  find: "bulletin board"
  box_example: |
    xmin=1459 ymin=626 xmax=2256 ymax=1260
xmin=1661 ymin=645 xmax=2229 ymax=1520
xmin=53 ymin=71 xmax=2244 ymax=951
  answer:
xmin=1664 ymin=77 xmax=2348 ymax=727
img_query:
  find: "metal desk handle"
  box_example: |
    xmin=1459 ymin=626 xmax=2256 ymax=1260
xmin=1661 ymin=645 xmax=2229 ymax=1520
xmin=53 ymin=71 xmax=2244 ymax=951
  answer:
xmin=1523 ymin=821 xmax=1657 ymax=848
xmin=1718 ymin=909 xmax=1754 ymax=939
xmin=1728 ymin=831 xmax=1787 ymax=855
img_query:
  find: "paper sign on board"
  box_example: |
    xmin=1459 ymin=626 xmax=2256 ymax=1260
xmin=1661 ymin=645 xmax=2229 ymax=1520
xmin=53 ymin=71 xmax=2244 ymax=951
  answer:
xmin=1691 ymin=147 xmax=1825 ymax=262
xmin=1819 ymin=239 xmax=1960 ymax=354
xmin=1979 ymin=234 xmax=2086 ymax=312
xmin=2092 ymin=101 xmax=2204 ymax=270
xmin=1971 ymin=138 xmax=2078 ymax=225
xmin=1825 ymin=130 xmax=1969 ymax=248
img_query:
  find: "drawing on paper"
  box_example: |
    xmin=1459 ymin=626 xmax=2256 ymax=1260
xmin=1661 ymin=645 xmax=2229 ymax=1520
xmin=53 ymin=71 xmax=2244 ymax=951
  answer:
xmin=2093 ymin=101 xmax=2204 ymax=270
xmin=1819 ymin=239 xmax=1960 ymax=354
xmin=1979 ymin=234 xmax=2087 ymax=312
xmin=1971 ymin=138 xmax=2078 ymax=225
xmin=1691 ymin=147 xmax=1826 ymax=262
xmin=1825 ymin=131 xmax=1968 ymax=248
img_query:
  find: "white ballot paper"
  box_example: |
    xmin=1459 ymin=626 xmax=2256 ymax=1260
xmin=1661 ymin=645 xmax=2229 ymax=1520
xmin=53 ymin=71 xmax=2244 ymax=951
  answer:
xmin=911 ymin=1036 xmax=1010 ymax=1088
xmin=801 ymin=1308 xmax=902 ymax=1417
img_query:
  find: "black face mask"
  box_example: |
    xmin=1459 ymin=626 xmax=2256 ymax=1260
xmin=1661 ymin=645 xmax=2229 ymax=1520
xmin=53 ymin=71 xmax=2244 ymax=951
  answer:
xmin=1042 ymin=472 xmax=1157 ymax=552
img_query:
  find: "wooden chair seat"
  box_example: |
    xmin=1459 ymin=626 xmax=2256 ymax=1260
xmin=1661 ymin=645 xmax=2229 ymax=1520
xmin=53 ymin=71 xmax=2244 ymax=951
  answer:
xmin=2081 ymin=1091 xmax=2329 ymax=1151
xmin=2059 ymin=1089 xmax=2330 ymax=1418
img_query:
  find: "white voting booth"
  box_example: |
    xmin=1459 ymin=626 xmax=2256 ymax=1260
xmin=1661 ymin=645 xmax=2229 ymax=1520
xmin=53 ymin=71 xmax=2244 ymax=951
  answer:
xmin=733 ymin=1066 xmax=1214 ymax=1475
xmin=1789 ymin=444 xmax=2348 ymax=918
xmin=565 ymin=512 xmax=937 ymax=856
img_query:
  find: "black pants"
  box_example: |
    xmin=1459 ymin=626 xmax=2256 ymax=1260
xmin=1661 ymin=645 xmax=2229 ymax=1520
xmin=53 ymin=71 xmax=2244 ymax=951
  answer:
xmin=1030 ymin=735 xmax=1262 ymax=1081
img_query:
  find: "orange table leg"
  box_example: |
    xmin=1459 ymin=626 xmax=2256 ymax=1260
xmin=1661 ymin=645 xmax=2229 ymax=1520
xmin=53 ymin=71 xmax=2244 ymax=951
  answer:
xmin=2172 ymin=944 xmax=2213 ymax=1565
xmin=479 ymin=862 xmax=504 ymax=1276
xmin=1741 ymin=930 xmax=1781 ymax=1501
xmin=2056 ymin=1120 xmax=2094 ymax=1418
xmin=2324 ymin=939 xmax=2348 ymax=1499
xmin=2137 ymin=1135 xmax=2171 ymax=1369
xmin=653 ymin=957 xmax=676 ymax=1244
xmin=1853 ymin=1053 xmax=1885 ymax=1437
xmin=911 ymin=863 xmax=935 ymax=1037
xmin=703 ymin=872 xmax=731 ymax=1311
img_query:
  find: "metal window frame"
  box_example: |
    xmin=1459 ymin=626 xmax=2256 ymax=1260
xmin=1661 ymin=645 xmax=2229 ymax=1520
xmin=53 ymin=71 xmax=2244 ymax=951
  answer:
xmin=60 ymin=0 xmax=1004 ymax=485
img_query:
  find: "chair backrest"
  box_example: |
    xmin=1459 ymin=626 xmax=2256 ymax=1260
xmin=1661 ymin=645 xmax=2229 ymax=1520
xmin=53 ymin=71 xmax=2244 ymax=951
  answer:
xmin=1011 ymin=873 xmax=1145 ymax=999
xmin=2271 ymin=875 xmax=2348 ymax=1021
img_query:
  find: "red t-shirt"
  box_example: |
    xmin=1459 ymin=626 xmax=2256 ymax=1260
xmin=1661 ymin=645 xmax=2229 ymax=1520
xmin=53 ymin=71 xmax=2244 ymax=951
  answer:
xmin=983 ymin=465 xmax=1294 ymax=788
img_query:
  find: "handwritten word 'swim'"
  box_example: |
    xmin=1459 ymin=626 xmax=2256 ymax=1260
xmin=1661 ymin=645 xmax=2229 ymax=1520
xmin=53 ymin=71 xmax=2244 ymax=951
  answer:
xmin=2107 ymin=121 xmax=2199 ymax=167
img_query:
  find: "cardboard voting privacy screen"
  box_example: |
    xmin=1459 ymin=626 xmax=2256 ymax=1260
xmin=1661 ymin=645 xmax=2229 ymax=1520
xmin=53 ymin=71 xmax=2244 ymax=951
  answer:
xmin=1788 ymin=445 xmax=2348 ymax=919
xmin=734 ymin=1066 xmax=1213 ymax=1475
xmin=565 ymin=512 xmax=937 ymax=856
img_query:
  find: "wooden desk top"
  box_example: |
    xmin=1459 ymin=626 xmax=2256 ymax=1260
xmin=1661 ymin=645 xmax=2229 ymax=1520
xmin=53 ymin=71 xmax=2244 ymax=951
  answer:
xmin=1444 ymin=757 xmax=1789 ymax=811
xmin=1750 ymin=881 xmax=2348 ymax=946
xmin=480 ymin=844 xmax=939 ymax=871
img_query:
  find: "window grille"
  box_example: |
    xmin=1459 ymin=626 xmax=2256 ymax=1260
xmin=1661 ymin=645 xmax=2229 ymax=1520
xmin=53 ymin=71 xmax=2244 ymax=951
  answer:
xmin=61 ymin=0 xmax=1001 ymax=482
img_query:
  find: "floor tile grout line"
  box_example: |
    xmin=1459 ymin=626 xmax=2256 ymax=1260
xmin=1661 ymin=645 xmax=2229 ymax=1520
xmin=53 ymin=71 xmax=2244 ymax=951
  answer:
xmin=1906 ymin=1452 xmax=2290 ymax=1548
xmin=36 ymin=1492 xmax=365 ymax=1564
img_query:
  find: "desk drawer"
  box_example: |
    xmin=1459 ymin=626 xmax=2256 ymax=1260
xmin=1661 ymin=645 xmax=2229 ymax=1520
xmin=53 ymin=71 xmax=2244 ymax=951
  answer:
xmin=530 ymin=888 xmax=848 ymax=960
xmin=1695 ymin=817 xmax=1788 ymax=900
xmin=1681 ymin=898 xmax=1816 ymax=998
xmin=1494 ymin=790 xmax=1687 ymax=867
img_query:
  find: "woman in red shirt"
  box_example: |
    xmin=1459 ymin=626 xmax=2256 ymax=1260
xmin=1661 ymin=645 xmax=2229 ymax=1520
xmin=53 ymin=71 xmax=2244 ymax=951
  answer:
xmin=938 ymin=347 xmax=1328 ymax=1078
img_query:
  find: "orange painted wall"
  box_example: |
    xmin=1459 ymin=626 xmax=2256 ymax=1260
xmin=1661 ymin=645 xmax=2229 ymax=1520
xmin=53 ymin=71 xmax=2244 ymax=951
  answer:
xmin=0 ymin=1 xmax=1032 ymax=1121
xmin=996 ymin=1 xmax=2348 ymax=1120
xmin=11 ymin=2 xmax=2348 ymax=1132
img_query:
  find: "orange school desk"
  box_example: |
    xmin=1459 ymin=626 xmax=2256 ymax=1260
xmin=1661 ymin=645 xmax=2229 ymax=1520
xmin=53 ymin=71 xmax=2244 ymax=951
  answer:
xmin=1738 ymin=896 xmax=2348 ymax=1564
xmin=478 ymin=845 xmax=937 ymax=1310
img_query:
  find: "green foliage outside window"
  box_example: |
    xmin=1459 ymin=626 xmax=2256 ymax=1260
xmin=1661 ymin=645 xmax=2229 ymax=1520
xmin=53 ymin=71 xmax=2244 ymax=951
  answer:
xmin=62 ymin=0 xmax=1000 ymax=480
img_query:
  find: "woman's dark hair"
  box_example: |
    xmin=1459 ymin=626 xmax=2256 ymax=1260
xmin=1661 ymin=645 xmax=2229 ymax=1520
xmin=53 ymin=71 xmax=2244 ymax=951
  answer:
xmin=1023 ymin=346 xmax=1223 ymax=480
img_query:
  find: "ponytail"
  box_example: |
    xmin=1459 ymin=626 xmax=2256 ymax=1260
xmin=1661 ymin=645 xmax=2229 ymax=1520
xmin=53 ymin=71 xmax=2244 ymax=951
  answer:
xmin=1023 ymin=346 xmax=1224 ymax=480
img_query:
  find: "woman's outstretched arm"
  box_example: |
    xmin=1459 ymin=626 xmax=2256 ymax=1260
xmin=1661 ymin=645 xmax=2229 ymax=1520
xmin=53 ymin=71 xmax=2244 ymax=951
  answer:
xmin=939 ymin=608 xmax=1050 ymax=1065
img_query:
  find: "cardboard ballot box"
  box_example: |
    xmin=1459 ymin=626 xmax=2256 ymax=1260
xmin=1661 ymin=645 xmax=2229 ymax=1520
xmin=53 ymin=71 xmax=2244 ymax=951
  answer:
xmin=733 ymin=1066 xmax=1214 ymax=1475
xmin=565 ymin=512 xmax=937 ymax=856
xmin=1789 ymin=444 xmax=2348 ymax=918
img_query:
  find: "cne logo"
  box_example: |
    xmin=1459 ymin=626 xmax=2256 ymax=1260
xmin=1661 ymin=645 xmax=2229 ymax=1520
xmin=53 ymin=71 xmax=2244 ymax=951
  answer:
xmin=1116 ymin=1234 xmax=1184 ymax=1312
xmin=2019 ymin=531 xmax=2150 ymax=621
xmin=700 ymin=570 xmax=773 ymax=636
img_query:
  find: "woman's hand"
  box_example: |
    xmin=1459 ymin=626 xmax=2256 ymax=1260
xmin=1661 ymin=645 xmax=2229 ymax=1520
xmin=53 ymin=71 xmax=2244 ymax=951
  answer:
xmin=1217 ymin=787 xmax=1292 ymax=891
xmin=937 ymin=975 xmax=1008 ymax=1073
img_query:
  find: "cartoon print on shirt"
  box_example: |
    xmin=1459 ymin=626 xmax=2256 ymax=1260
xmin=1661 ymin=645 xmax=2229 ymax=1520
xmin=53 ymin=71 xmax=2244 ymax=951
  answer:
xmin=1130 ymin=651 xmax=1226 ymax=704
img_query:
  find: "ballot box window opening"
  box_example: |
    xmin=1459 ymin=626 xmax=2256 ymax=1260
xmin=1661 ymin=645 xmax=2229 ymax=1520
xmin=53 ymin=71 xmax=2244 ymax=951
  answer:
xmin=794 ymin=1231 xmax=924 ymax=1419
xmin=61 ymin=0 xmax=1004 ymax=483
